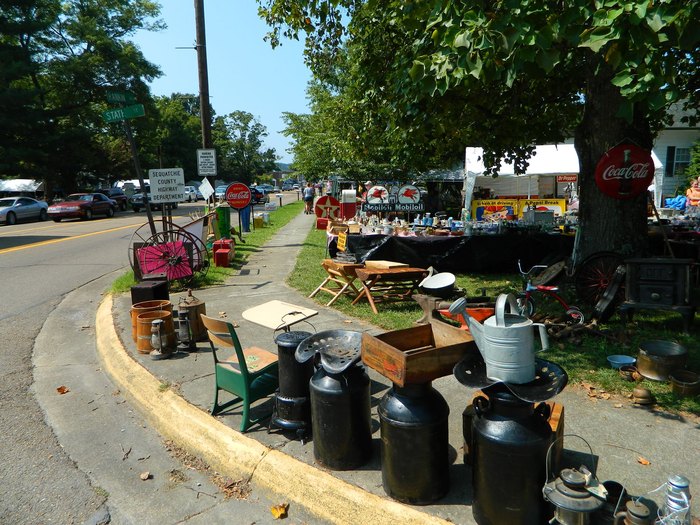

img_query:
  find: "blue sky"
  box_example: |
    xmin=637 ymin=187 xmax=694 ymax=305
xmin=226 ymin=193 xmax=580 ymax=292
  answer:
xmin=132 ymin=1 xmax=312 ymax=163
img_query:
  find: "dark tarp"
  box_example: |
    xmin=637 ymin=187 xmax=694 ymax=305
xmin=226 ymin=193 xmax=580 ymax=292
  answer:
xmin=331 ymin=232 xmax=575 ymax=273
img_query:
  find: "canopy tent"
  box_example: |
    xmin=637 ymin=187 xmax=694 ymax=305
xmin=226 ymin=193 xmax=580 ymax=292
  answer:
xmin=463 ymin=144 xmax=664 ymax=214
xmin=0 ymin=178 xmax=43 ymax=194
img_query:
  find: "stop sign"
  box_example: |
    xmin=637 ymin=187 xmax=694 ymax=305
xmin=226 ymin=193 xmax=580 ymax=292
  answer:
xmin=225 ymin=182 xmax=252 ymax=209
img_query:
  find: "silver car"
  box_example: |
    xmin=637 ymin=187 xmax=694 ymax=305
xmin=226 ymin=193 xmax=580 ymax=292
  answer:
xmin=0 ymin=196 xmax=49 ymax=225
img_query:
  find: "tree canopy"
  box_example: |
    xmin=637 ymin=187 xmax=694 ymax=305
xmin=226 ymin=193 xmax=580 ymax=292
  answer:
xmin=259 ymin=0 xmax=699 ymax=258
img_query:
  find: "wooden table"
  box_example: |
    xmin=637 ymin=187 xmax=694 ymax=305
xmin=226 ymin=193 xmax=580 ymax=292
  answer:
xmin=242 ymin=300 xmax=318 ymax=332
xmin=353 ymin=266 xmax=429 ymax=314
xmin=309 ymin=259 xmax=365 ymax=306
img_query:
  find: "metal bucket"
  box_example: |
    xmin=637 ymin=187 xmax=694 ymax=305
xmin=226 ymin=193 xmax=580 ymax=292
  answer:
xmin=136 ymin=310 xmax=176 ymax=354
xmin=130 ymin=299 xmax=172 ymax=342
xmin=637 ymin=340 xmax=687 ymax=381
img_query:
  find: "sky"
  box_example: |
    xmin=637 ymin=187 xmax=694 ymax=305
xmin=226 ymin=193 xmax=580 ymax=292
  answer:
xmin=132 ymin=1 xmax=312 ymax=163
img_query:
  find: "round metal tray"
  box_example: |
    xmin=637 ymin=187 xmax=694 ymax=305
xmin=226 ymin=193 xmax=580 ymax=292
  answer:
xmin=454 ymin=353 xmax=568 ymax=403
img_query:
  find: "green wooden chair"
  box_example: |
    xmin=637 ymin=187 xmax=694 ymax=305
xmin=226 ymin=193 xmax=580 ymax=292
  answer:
xmin=200 ymin=314 xmax=279 ymax=432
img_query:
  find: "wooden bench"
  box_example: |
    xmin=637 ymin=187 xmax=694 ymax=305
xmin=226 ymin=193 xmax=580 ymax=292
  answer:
xmin=353 ymin=266 xmax=429 ymax=314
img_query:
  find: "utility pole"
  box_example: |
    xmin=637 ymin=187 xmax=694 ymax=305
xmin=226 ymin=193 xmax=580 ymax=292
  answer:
xmin=194 ymin=0 xmax=215 ymax=191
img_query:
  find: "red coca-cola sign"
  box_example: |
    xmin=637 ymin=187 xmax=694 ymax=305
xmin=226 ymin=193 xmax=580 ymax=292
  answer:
xmin=594 ymin=144 xmax=654 ymax=200
xmin=225 ymin=182 xmax=252 ymax=209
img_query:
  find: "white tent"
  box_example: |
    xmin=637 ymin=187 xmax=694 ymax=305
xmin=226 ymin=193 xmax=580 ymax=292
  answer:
xmin=463 ymin=144 xmax=664 ymax=213
xmin=0 ymin=178 xmax=42 ymax=193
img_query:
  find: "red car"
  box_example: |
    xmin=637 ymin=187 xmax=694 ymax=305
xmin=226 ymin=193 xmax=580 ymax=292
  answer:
xmin=47 ymin=193 xmax=117 ymax=222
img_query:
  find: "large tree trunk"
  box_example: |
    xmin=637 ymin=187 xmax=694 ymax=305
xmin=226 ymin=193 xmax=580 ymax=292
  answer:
xmin=574 ymin=54 xmax=653 ymax=263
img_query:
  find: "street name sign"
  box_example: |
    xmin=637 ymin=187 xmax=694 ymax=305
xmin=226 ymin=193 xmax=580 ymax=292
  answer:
xmin=102 ymin=104 xmax=145 ymax=123
xmin=197 ymin=149 xmax=217 ymax=176
xmin=106 ymin=91 xmax=137 ymax=104
xmin=148 ymin=168 xmax=185 ymax=203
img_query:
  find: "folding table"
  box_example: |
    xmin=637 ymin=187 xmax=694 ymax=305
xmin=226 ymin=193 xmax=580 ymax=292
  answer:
xmin=309 ymin=259 xmax=365 ymax=306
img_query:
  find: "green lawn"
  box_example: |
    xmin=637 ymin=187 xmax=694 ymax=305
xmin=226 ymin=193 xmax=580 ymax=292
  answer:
xmin=288 ymin=226 xmax=700 ymax=416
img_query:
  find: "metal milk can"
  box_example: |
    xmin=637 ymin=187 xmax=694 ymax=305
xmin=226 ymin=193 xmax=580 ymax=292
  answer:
xmin=471 ymin=383 xmax=554 ymax=525
xmin=659 ymin=474 xmax=692 ymax=525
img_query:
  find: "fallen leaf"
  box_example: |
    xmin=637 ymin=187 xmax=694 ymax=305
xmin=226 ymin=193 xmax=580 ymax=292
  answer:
xmin=343 ymin=319 xmax=353 ymax=324
xmin=140 ymin=471 xmax=152 ymax=480
xmin=56 ymin=385 xmax=70 ymax=395
xmin=582 ymin=382 xmax=595 ymax=391
xmin=270 ymin=502 xmax=289 ymax=519
xmin=218 ymin=311 xmax=227 ymax=317
xmin=614 ymin=403 xmax=623 ymax=408
xmin=600 ymin=393 xmax=611 ymax=400
xmin=587 ymin=391 xmax=598 ymax=398
xmin=637 ymin=457 xmax=651 ymax=466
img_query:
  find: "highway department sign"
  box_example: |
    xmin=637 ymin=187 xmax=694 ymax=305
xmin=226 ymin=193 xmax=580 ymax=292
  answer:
xmin=148 ymin=168 xmax=185 ymax=203
xmin=197 ymin=149 xmax=217 ymax=176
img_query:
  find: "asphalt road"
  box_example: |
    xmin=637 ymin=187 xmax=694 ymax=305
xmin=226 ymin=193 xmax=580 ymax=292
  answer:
xmin=0 ymin=196 xmax=304 ymax=524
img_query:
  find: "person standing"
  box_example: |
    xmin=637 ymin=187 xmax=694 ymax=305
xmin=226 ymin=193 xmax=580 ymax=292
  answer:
xmin=303 ymin=182 xmax=315 ymax=214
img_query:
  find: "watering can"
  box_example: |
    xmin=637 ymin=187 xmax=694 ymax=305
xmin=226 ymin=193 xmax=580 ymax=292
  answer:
xmin=449 ymin=293 xmax=549 ymax=384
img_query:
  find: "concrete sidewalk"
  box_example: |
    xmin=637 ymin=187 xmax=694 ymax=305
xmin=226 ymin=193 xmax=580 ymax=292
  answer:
xmin=97 ymin=209 xmax=699 ymax=524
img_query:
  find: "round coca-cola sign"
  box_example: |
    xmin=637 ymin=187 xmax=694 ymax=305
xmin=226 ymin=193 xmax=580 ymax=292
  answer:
xmin=594 ymin=144 xmax=654 ymax=200
xmin=225 ymin=182 xmax=252 ymax=209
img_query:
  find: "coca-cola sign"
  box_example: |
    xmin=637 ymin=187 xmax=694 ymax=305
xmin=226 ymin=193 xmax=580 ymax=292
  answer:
xmin=594 ymin=144 xmax=654 ymax=200
xmin=225 ymin=182 xmax=252 ymax=209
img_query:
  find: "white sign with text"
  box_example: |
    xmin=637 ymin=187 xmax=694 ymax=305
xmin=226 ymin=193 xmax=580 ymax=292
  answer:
xmin=197 ymin=149 xmax=217 ymax=176
xmin=148 ymin=168 xmax=185 ymax=202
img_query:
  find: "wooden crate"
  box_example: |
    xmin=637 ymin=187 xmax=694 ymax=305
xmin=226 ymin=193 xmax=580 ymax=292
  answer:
xmin=361 ymin=320 xmax=477 ymax=386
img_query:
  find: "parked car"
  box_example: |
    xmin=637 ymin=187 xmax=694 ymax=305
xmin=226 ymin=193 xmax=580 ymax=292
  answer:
xmin=129 ymin=191 xmax=178 ymax=212
xmin=251 ymin=187 xmax=269 ymax=204
xmin=292 ymin=184 xmax=300 ymax=190
xmin=47 ymin=193 xmax=116 ymax=221
xmin=214 ymin=185 xmax=228 ymax=200
xmin=282 ymin=181 xmax=294 ymax=191
xmin=94 ymin=187 xmax=128 ymax=211
xmin=257 ymin=184 xmax=274 ymax=193
xmin=0 ymin=196 xmax=49 ymax=225
xmin=184 ymin=186 xmax=198 ymax=202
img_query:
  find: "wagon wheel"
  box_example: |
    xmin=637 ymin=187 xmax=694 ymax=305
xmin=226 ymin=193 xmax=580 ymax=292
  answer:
xmin=574 ymin=251 xmax=625 ymax=306
xmin=129 ymin=226 xmax=209 ymax=287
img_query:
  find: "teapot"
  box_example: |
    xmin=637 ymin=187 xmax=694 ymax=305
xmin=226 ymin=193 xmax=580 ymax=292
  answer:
xmin=450 ymin=293 xmax=548 ymax=384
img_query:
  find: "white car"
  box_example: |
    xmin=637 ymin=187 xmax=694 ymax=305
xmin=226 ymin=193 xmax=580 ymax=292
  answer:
xmin=183 ymin=186 xmax=198 ymax=202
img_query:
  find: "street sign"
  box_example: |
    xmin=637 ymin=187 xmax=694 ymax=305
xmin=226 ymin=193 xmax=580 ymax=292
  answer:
xmin=148 ymin=168 xmax=185 ymax=203
xmin=102 ymin=104 xmax=145 ymax=123
xmin=199 ymin=178 xmax=214 ymax=200
xmin=106 ymin=91 xmax=136 ymax=104
xmin=197 ymin=149 xmax=217 ymax=176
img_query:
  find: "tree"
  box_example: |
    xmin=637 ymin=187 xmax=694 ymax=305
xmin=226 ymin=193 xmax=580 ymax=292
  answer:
xmin=1 ymin=0 xmax=162 ymax=192
xmin=212 ymin=111 xmax=278 ymax=183
xmin=258 ymin=0 xmax=699 ymax=259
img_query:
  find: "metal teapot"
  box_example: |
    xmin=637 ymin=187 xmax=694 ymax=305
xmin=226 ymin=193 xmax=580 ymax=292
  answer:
xmin=450 ymin=293 xmax=549 ymax=384
xmin=613 ymin=500 xmax=654 ymax=525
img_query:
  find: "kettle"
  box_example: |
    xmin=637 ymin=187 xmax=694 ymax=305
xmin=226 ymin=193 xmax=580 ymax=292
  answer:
xmin=613 ymin=500 xmax=654 ymax=525
xmin=450 ymin=293 xmax=549 ymax=384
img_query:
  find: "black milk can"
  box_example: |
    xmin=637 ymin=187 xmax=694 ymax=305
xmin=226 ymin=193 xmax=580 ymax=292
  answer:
xmin=378 ymin=382 xmax=450 ymax=504
xmin=310 ymin=363 xmax=372 ymax=470
xmin=273 ymin=331 xmax=314 ymax=431
xmin=471 ymin=383 xmax=554 ymax=525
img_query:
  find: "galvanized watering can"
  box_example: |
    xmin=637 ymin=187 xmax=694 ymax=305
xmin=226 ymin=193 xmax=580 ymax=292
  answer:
xmin=450 ymin=293 xmax=548 ymax=384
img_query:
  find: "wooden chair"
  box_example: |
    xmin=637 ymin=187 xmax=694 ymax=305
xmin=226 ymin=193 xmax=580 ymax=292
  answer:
xmin=200 ymin=314 xmax=279 ymax=432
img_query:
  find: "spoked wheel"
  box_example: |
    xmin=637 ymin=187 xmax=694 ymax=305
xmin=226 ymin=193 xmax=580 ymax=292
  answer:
xmin=516 ymin=294 xmax=536 ymax=317
xmin=565 ymin=307 xmax=586 ymax=325
xmin=574 ymin=251 xmax=625 ymax=307
xmin=129 ymin=225 xmax=209 ymax=288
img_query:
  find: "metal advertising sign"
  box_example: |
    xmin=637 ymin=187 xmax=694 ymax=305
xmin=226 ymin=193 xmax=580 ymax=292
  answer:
xmin=594 ymin=144 xmax=654 ymax=200
xmin=314 ymin=195 xmax=341 ymax=218
xmin=148 ymin=168 xmax=185 ymax=203
xmin=225 ymin=182 xmax=252 ymax=209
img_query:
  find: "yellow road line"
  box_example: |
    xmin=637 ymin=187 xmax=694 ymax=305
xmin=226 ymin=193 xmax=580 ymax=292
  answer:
xmin=0 ymin=223 xmax=138 ymax=255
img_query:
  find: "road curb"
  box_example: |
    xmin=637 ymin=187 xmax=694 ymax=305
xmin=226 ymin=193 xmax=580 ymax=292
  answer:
xmin=96 ymin=294 xmax=449 ymax=525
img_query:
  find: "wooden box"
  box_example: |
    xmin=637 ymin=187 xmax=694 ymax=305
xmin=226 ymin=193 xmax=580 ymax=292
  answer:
xmin=327 ymin=220 xmax=349 ymax=235
xmin=361 ymin=320 xmax=477 ymax=386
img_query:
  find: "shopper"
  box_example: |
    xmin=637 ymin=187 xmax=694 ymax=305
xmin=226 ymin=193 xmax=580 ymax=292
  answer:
xmin=303 ymin=182 xmax=315 ymax=214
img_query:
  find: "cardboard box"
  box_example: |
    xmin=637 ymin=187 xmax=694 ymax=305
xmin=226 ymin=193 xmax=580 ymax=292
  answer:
xmin=327 ymin=220 xmax=349 ymax=235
